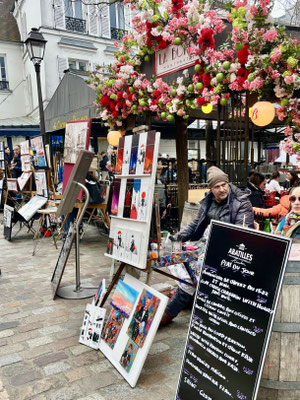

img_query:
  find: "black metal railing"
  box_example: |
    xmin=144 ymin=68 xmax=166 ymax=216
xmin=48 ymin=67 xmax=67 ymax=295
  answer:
xmin=65 ymin=16 xmax=86 ymax=33
xmin=0 ymin=81 xmax=9 ymax=90
xmin=110 ymin=27 xmax=128 ymax=40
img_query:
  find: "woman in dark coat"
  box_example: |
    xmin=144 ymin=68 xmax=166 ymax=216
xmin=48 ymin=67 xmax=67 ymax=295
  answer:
xmin=247 ymin=172 xmax=267 ymax=208
xmin=283 ymin=170 xmax=300 ymax=189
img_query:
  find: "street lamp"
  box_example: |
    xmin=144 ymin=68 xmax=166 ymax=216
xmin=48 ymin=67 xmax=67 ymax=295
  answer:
xmin=25 ymin=28 xmax=47 ymax=142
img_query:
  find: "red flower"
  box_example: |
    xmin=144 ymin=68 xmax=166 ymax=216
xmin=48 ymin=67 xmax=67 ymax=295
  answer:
xmin=117 ymin=91 xmax=124 ymax=100
xmin=198 ymin=28 xmax=215 ymax=52
xmin=196 ymin=97 xmax=207 ymax=106
xmin=202 ymin=73 xmax=211 ymax=87
xmin=237 ymin=45 xmax=249 ymax=65
xmin=158 ymin=39 xmax=168 ymax=49
xmin=146 ymin=38 xmax=153 ymax=47
xmin=109 ymin=101 xmax=115 ymax=112
xmin=100 ymin=95 xmax=110 ymax=107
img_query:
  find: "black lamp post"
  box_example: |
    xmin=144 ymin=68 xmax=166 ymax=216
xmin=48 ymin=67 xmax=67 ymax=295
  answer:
xmin=25 ymin=28 xmax=47 ymax=143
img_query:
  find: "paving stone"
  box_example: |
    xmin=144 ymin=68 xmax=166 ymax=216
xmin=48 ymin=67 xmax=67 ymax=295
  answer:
xmin=77 ymin=394 xmax=106 ymax=400
xmin=10 ymin=369 xmax=43 ymax=386
xmin=44 ymin=361 xmax=71 ymax=376
xmin=52 ymin=337 xmax=78 ymax=351
xmin=20 ymin=345 xmax=52 ymax=360
xmin=64 ymin=366 xmax=91 ymax=382
xmin=47 ymin=383 xmax=83 ymax=400
xmin=34 ymin=351 xmax=68 ymax=367
xmin=0 ymin=329 xmax=14 ymax=338
xmin=76 ymin=372 xmax=116 ymax=392
xmin=0 ymin=353 xmax=22 ymax=367
xmin=149 ymin=341 xmax=170 ymax=356
xmin=17 ymin=322 xmax=41 ymax=333
xmin=0 ymin=339 xmax=7 ymax=347
xmin=32 ymin=307 xmax=55 ymax=315
xmin=27 ymin=336 xmax=53 ymax=348
xmin=38 ymin=325 xmax=63 ymax=336
xmin=69 ymin=345 xmax=93 ymax=356
xmin=0 ymin=321 xmax=19 ymax=331
xmin=0 ymin=343 xmax=24 ymax=355
xmin=72 ymin=352 xmax=99 ymax=367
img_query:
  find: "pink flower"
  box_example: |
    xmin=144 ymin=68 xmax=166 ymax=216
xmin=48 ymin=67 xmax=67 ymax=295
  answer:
xmin=284 ymin=127 xmax=293 ymax=136
xmin=263 ymin=30 xmax=278 ymax=42
xmin=284 ymin=75 xmax=294 ymax=85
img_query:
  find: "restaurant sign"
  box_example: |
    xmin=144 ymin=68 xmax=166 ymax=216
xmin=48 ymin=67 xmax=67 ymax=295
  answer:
xmin=155 ymin=45 xmax=197 ymax=77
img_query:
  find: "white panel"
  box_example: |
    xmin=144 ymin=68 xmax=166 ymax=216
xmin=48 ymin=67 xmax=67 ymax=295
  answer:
xmin=100 ymin=4 xmax=110 ymax=38
xmin=53 ymin=0 xmax=65 ymax=29
xmin=88 ymin=4 xmax=99 ymax=36
xmin=57 ymin=57 xmax=68 ymax=80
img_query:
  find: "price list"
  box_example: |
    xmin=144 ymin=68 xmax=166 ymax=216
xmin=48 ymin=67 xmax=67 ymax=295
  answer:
xmin=176 ymin=221 xmax=291 ymax=400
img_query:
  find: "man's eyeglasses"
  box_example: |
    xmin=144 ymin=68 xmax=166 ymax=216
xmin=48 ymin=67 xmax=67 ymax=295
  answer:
xmin=289 ymin=196 xmax=300 ymax=203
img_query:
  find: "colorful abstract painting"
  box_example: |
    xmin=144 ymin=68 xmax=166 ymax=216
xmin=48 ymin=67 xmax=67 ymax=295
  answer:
xmin=119 ymin=338 xmax=139 ymax=373
xmin=110 ymin=280 xmax=139 ymax=318
xmin=127 ymin=289 xmax=160 ymax=348
xmin=102 ymin=309 xmax=124 ymax=349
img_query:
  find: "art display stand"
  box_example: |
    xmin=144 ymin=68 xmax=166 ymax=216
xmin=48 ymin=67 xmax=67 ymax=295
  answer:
xmin=56 ymin=182 xmax=96 ymax=300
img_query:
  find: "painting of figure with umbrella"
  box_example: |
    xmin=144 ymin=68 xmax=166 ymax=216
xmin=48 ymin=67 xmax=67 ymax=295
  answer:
xmin=127 ymin=289 xmax=160 ymax=348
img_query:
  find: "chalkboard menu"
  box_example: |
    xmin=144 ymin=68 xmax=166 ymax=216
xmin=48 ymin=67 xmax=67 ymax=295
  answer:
xmin=176 ymin=221 xmax=291 ymax=400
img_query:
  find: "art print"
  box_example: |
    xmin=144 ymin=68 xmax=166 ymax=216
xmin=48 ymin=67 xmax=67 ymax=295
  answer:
xmin=7 ymin=178 xmax=18 ymax=192
xmin=120 ymin=338 xmax=139 ymax=373
xmin=136 ymin=132 xmax=147 ymax=175
xmin=102 ymin=308 xmax=124 ymax=349
xmin=21 ymin=155 xmax=32 ymax=172
xmin=18 ymin=195 xmax=47 ymax=221
xmin=143 ymin=145 xmax=154 ymax=174
xmin=130 ymin=179 xmax=141 ymax=219
xmin=137 ymin=179 xmax=149 ymax=221
xmin=122 ymin=136 xmax=132 ymax=176
xmin=127 ymin=289 xmax=160 ymax=348
xmin=79 ymin=303 xmax=106 ymax=350
xmin=17 ymin=172 xmax=32 ymax=191
xmin=125 ymin=231 xmax=141 ymax=265
xmin=31 ymin=136 xmax=47 ymax=167
xmin=115 ymin=137 xmax=124 ymax=175
xmin=110 ymin=279 xmax=139 ymax=318
xmin=111 ymin=179 xmax=121 ymax=215
xmin=123 ymin=179 xmax=134 ymax=218
xmin=93 ymin=279 xmax=106 ymax=306
xmin=117 ymin=179 xmax=126 ymax=217
xmin=106 ymin=237 xmax=114 ymax=255
xmin=113 ymin=228 xmax=126 ymax=259
xmin=20 ymin=140 xmax=30 ymax=155
xmin=64 ymin=121 xmax=90 ymax=164
xmin=35 ymin=170 xmax=48 ymax=197
xmin=129 ymin=135 xmax=139 ymax=175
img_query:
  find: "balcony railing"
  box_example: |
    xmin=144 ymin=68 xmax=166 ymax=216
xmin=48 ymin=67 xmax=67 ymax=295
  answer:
xmin=110 ymin=27 xmax=128 ymax=40
xmin=65 ymin=16 xmax=86 ymax=33
xmin=0 ymin=81 xmax=9 ymax=90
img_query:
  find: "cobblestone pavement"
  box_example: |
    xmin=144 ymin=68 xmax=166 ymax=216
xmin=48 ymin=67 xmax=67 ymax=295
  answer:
xmin=0 ymin=223 xmax=191 ymax=400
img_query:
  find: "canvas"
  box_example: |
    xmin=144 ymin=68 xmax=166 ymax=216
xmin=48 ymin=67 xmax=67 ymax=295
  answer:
xmin=106 ymin=237 xmax=114 ymax=255
xmin=18 ymin=195 xmax=48 ymax=222
xmin=117 ymin=179 xmax=126 ymax=217
xmin=21 ymin=155 xmax=32 ymax=172
xmin=31 ymin=136 xmax=47 ymax=168
xmin=35 ymin=170 xmax=48 ymax=197
xmin=129 ymin=135 xmax=139 ymax=175
xmin=115 ymin=137 xmax=125 ymax=175
xmin=120 ymin=338 xmax=139 ymax=373
xmin=111 ymin=179 xmax=121 ymax=216
xmin=93 ymin=279 xmax=106 ymax=307
xmin=138 ymin=179 xmax=150 ymax=221
xmin=110 ymin=279 xmax=139 ymax=318
xmin=123 ymin=179 xmax=134 ymax=219
xmin=136 ymin=132 xmax=147 ymax=175
xmin=20 ymin=140 xmax=30 ymax=155
xmin=127 ymin=289 xmax=160 ymax=348
xmin=143 ymin=145 xmax=154 ymax=174
xmin=102 ymin=308 xmax=125 ymax=349
xmin=99 ymin=274 xmax=168 ymax=387
xmin=130 ymin=179 xmax=141 ymax=219
xmin=122 ymin=136 xmax=132 ymax=176
xmin=64 ymin=121 xmax=90 ymax=164
xmin=113 ymin=228 xmax=126 ymax=260
xmin=79 ymin=303 xmax=106 ymax=350
xmin=7 ymin=178 xmax=18 ymax=192
xmin=17 ymin=172 xmax=32 ymax=191
xmin=124 ymin=231 xmax=141 ymax=265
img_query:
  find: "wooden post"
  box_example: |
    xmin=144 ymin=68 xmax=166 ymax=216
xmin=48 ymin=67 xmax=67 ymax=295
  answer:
xmin=206 ymin=121 xmax=216 ymax=169
xmin=175 ymin=116 xmax=189 ymax=223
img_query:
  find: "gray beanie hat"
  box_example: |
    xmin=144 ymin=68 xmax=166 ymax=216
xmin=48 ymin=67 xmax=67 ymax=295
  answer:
xmin=207 ymin=166 xmax=229 ymax=188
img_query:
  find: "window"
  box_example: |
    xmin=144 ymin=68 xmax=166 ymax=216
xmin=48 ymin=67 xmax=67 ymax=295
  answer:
xmin=64 ymin=0 xmax=85 ymax=32
xmin=68 ymin=59 xmax=88 ymax=72
xmin=110 ymin=3 xmax=127 ymax=40
xmin=0 ymin=56 xmax=8 ymax=90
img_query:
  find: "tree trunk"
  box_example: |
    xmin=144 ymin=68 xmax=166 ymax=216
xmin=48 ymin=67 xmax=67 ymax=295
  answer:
xmin=175 ymin=116 xmax=189 ymax=224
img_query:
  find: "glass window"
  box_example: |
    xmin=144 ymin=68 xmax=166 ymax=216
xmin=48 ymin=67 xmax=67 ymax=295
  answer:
xmin=109 ymin=4 xmax=116 ymax=29
xmin=118 ymin=5 xmax=125 ymax=30
xmin=68 ymin=59 xmax=77 ymax=69
xmin=64 ymin=0 xmax=73 ymax=17
xmin=68 ymin=59 xmax=88 ymax=71
xmin=74 ymin=0 xmax=82 ymax=19
xmin=78 ymin=61 xmax=87 ymax=71
xmin=0 ymin=56 xmax=7 ymax=81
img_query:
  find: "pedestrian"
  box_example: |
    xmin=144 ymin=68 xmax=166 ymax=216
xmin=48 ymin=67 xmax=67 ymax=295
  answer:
xmin=4 ymin=146 xmax=12 ymax=164
xmin=266 ymin=171 xmax=281 ymax=194
xmin=283 ymin=170 xmax=300 ymax=189
xmin=247 ymin=172 xmax=267 ymax=208
xmin=160 ymin=166 xmax=254 ymax=326
xmin=99 ymin=151 xmax=109 ymax=171
xmin=276 ymin=186 xmax=300 ymax=238
xmin=10 ymin=145 xmax=22 ymax=178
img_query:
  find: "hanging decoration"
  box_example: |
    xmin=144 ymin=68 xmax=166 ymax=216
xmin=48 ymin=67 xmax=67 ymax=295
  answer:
xmin=107 ymin=131 xmax=122 ymax=147
xmin=250 ymin=101 xmax=275 ymax=127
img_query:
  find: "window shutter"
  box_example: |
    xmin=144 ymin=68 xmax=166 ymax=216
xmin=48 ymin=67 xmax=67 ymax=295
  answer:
xmin=88 ymin=4 xmax=99 ymax=36
xmin=100 ymin=4 xmax=110 ymax=38
xmin=21 ymin=12 xmax=27 ymax=41
xmin=53 ymin=0 xmax=65 ymax=29
xmin=57 ymin=57 xmax=68 ymax=80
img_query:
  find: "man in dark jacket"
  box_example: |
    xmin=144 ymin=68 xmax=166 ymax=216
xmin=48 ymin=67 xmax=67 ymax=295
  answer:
xmin=160 ymin=166 xmax=254 ymax=326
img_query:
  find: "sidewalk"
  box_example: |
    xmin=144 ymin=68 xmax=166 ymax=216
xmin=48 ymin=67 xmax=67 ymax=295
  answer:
xmin=0 ymin=224 xmax=190 ymax=400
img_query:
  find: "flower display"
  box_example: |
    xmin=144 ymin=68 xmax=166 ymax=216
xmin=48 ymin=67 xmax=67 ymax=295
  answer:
xmin=88 ymin=0 xmax=299 ymax=155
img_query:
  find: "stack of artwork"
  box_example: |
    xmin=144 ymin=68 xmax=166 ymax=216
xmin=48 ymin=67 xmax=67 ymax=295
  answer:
xmin=105 ymin=131 xmax=160 ymax=270
xmin=99 ymin=274 xmax=168 ymax=387
xmin=79 ymin=279 xmax=107 ymax=350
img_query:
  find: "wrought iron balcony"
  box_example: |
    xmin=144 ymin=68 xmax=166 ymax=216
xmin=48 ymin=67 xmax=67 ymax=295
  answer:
xmin=0 ymin=81 xmax=9 ymax=90
xmin=110 ymin=27 xmax=128 ymax=40
xmin=65 ymin=16 xmax=86 ymax=33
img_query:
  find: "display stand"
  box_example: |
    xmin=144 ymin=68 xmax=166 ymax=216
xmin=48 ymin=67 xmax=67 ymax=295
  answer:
xmin=56 ymin=182 xmax=96 ymax=299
